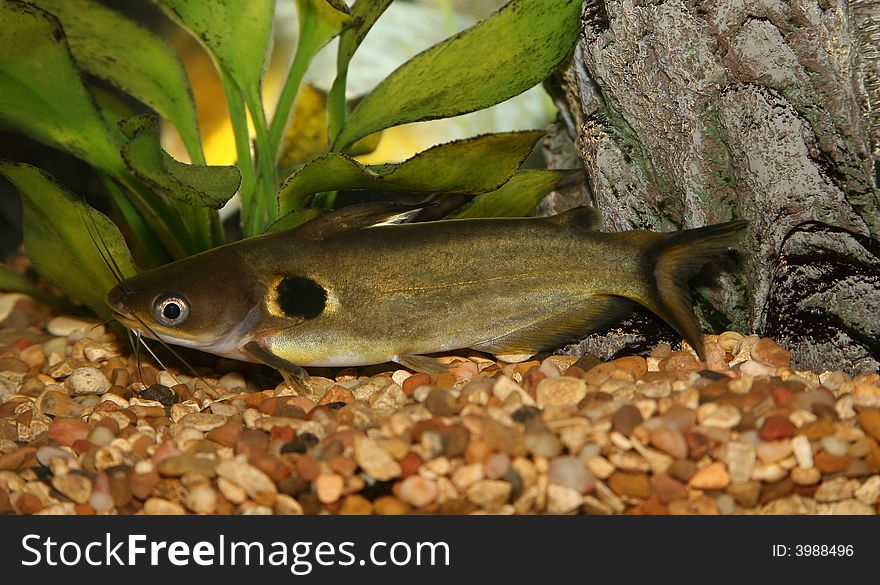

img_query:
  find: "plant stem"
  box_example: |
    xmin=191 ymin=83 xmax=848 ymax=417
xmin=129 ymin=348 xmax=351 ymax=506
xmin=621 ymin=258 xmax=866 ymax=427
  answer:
xmin=327 ymin=70 xmax=348 ymax=149
xmin=244 ymin=89 xmax=278 ymax=234
xmin=100 ymin=176 xmax=170 ymax=268
xmin=268 ymin=18 xmax=320 ymax=163
xmin=220 ymin=70 xmax=258 ymax=236
xmin=312 ymin=190 xmax=337 ymax=209
xmin=118 ymin=177 xmax=192 ymax=260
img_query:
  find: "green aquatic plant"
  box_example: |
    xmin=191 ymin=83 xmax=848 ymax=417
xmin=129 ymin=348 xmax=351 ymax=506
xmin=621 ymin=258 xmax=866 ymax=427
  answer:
xmin=0 ymin=0 xmax=581 ymax=318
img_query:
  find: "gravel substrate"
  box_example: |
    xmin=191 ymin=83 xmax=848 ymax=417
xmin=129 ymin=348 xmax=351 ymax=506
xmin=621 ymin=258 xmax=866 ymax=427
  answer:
xmin=1 ymin=291 xmax=879 ymax=515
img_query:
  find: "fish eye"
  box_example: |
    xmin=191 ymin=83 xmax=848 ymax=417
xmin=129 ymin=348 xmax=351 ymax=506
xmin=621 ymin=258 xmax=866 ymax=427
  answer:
xmin=153 ymin=294 xmax=190 ymax=326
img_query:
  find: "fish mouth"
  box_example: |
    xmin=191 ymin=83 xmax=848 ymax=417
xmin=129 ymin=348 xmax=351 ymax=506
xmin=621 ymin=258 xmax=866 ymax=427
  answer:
xmin=111 ymin=310 xmax=137 ymax=328
xmin=106 ymin=286 xmax=137 ymax=325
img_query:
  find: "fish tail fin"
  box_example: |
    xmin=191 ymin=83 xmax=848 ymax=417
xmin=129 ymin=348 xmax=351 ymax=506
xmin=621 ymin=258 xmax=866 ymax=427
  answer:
xmin=634 ymin=220 xmax=748 ymax=360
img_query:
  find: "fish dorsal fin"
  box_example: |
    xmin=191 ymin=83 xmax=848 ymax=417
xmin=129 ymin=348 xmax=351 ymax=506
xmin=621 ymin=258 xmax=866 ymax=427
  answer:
xmin=293 ymin=202 xmax=422 ymax=239
xmin=547 ymin=206 xmax=603 ymax=231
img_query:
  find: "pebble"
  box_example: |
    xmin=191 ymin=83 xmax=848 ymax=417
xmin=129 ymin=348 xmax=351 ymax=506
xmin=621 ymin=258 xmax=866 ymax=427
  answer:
xmin=143 ymin=497 xmax=186 ymax=515
xmin=751 ymin=462 xmax=787 ymax=483
xmin=546 ymin=484 xmax=582 ymax=514
xmin=402 ymin=373 xmax=431 ymax=395
xmin=854 ymin=475 xmax=880 ymax=505
xmin=52 ymin=472 xmax=93 ymax=504
xmin=608 ymin=471 xmax=651 ymax=499
xmin=452 ymin=463 xmax=485 ymax=491
xmin=832 ymin=499 xmax=875 ymax=515
xmin=315 ymin=473 xmax=344 ymax=504
xmin=648 ymin=425 xmax=688 ymax=460
xmin=48 ymin=418 xmax=90 ymax=447
xmin=791 ymin=435 xmax=814 ymax=469
xmin=662 ymin=404 xmax=697 ymax=431
xmin=424 ymin=388 xmax=460 ymax=416
xmin=185 ymin=483 xmax=217 ymax=514
xmin=484 ymin=453 xmax=510 ymax=479
xmin=216 ymin=459 xmax=276 ymax=499
xmin=750 ymin=338 xmax=790 ymax=368
xmin=88 ymin=426 xmax=115 ymax=447
xmin=791 ymin=467 xmax=821 ymax=485
xmin=611 ymin=405 xmax=642 ymax=437
xmin=3 ymin=298 xmax=880 ymax=518
xmin=814 ymin=451 xmax=851 ymax=474
xmin=65 ymin=367 xmax=111 ymax=396
xmin=157 ymin=455 xmax=216 ymax=478
xmin=179 ymin=412 xmax=227 ymax=432
xmin=759 ymin=416 xmax=796 ymax=441
xmin=689 ymin=462 xmax=731 ymax=490
xmin=716 ymin=493 xmax=737 ymax=515
xmin=585 ymin=456 xmax=615 ymax=479
xmin=398 ymin=476 xmax=439 ymax=507
xmin=650 ymin=473 xmax=688 ymax=504
xmin=219 ymin=372 xmax=246 ymax=391
xmin=727 ymin=481 xmax=761 ymax=508
xmin=739 ymin=360 xmax=777 ymax=377
xmin=46 ymin=316 xmax=98 ymax=336
xmin=548 ymin=456 xmax=595 ymax=494
xmin=373 ymin=496 xmax=411 ymax=515
xmin=524 ymin=432 xmax=563 ymax=458
xmin=857 ymin=408 xmax=880 ymax=441
xmin=89 ymin=473 xmax=114 ymax=512
xmin=353 ymin=436 xmax=402 ymax=481
xmin=536 ymin=376 xmax=587 ymax=408
xmin=36 ymin=445 xmax=74 ymax=467
xmin=726 ymin=441 xmax=756 ymax=484
xmin=217 ymin=477 xmax=247 ymax=504
xmin=815 ymin=477 xmax=856 ymax=502
xmin=339 ymin=494 xmax=372 ymax=515
xmin=699 ymin=404 xmax=742 ymax=429
xmin=37 ymin=390 xmax=84 ymax=417
xmin=820 ymin=436 xmax=849 ymax=457
xmin=466 ymin=479 xmax=511 ymax=511
xmin=756 ymin=440 xmax=792 ymax=463
xmin=16 ymin=493 xmax=43 ymax=514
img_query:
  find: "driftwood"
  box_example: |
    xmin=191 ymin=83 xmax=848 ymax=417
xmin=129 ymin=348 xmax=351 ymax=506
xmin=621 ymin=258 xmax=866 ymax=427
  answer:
xmin=542 ymin=0 xmax=880 ymax=373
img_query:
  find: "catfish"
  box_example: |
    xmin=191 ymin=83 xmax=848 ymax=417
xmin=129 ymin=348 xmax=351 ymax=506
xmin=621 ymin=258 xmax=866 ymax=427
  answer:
xmin=105 ymin=205 xmax=747 ymax=379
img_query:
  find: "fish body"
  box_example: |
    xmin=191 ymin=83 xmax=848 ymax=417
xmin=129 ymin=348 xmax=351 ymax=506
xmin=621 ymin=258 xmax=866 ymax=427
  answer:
xmin=106 ymin=206 xmax=746 ymax=373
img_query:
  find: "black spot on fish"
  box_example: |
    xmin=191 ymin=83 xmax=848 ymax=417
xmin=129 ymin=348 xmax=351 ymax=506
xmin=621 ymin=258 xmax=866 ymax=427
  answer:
xmin=276 ymin=276 xmax=326 ymax=319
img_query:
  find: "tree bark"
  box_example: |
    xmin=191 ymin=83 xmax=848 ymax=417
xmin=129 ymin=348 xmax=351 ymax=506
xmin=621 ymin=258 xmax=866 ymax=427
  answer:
xmin=543 ymin=0 xmax=880 ymax=373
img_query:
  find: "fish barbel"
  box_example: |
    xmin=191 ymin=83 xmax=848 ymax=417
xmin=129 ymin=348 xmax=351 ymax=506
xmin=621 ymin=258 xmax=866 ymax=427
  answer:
xmin=106 ymin=205 xmax=746 ymax=377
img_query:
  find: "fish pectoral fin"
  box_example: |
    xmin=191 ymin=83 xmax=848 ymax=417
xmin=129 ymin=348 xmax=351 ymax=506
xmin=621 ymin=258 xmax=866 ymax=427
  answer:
xmin=471 ymin=296 xmax=636 ymax=355
xmin=292 ymin=202 xmax=423 ymax=239
xmin=242 ymin=340 xmax=310 ymax=382
xmin=393 ymin=354 xmax=454 ymax=375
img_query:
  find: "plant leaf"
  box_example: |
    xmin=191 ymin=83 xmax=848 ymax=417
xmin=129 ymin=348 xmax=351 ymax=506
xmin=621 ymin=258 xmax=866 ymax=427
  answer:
xmin=327 ymin=0 xmax=393 ymax=141
xmin=0 ymin=1 xmax=122 ymax=174
xmin=268 ymin=0 xmax=352 ymax=157
xmin=152 ymin=0 xmax=274 ymax=101
xmin=263 ymin=208 xmax=323 ymax=234
xmin=34 ymin=0 xmax=205 ymax=164
xmin=332 ymin=0 xmax=581 ymax=150
xmin=120 ymin=114 xmax=241 ymax=210
xmin=279 ymin=131 xmax=543 ymax=214
xmin=279 ymin=85 xmax=381 ymax=171
xmin=296 ymin=0 xmax=352 ymax=45
xmin=0 ymin=162 xmax=137 ymax=319
xmin=451 ymin=169 xmax=578 ymax=218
